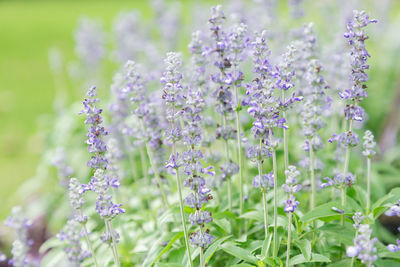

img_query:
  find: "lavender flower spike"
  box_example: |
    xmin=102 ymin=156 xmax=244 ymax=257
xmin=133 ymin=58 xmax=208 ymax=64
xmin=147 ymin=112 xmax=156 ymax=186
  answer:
xmin=5 ymin=207 xmax=33 ymax=267
xmin=346 ymin=224 xmax=377 ymax=266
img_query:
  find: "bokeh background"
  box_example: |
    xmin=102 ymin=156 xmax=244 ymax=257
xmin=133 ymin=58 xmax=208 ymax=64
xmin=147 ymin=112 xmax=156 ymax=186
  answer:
xmin=0 ymin=0 xmax=399 ymax=220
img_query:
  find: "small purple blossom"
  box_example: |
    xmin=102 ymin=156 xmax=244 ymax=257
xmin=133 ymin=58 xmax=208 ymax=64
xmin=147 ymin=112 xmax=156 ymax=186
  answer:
xmin=346 ymin=224 xmax=377 ymax=266
xmin=252 ymin=172 xmax=274 ymax=191
xmin=362 ymin=130 xmax=376 ymax=158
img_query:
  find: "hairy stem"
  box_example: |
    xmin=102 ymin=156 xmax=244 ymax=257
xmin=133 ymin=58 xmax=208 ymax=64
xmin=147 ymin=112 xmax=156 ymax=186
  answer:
xmin=309 ymin=146 xmax=316 ymax=210
xmin=105 ymin=219 xmax=121 ymax=267
xmin=286 ymin=212 xmax=293 ymax=267
xmin=223 ymin=114 xmax=232 ymax=212
xmin=269 ymin=129 xmax=278 ymax=257
xmin=259 ymin=139 xmax=268 ymax=240
xmin=234 ymin=84 xmax=244 ymax=218
xmin=172 ymin=142 xmax=193 ymax=267
xmin=341 ymin=119 xmax=353 ymax=225
xmin=140 ymin=119 xmax=169 ymax=208
xmin=366 ymin=157 xmax=371 ymax=214
xmin=81 ymin=221 xmax=99 ymax=267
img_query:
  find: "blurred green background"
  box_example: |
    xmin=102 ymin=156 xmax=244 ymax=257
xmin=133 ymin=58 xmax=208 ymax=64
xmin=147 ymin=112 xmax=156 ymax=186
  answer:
xmin=1 ymin=0 xmax=400 ymax=219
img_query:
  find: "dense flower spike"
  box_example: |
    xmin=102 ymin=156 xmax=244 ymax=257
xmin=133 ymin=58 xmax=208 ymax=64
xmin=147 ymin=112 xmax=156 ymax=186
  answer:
xmin=320 ymin=172 xmax=356 ymax=189
xmin=52 ymin=147 xmax=74 ymax=186
xmin=80 ymin=86 xmax=108 ymax=169
xmin=74 ymin=18 xmax=105 ymax=67
xmin=58 ymin=220 xmax=91 ymax=265
xmin=362 ymin=130 xmax=376 ymax=158
xmin=282 ymin=166 xmax=301 ymax=212
xmin=5 ymin=207 xmax=33 ymax=267
xmin=346 ymin=224 xmax=377 ymax=266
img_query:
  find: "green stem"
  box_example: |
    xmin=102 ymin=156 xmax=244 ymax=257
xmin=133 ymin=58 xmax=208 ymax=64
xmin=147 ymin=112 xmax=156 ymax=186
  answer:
xmin=341 ymin=119 xmax=353 ymax=225
xmin=174 ymin=165 xmax=193 ymax=267
xmin=234 ymin=84 xmax=244 ymax=218
xmin=269 ymin=130 xmax=278 ymax=258
xmin=81 ymin=222 xmax=99 ymax=267
xmin=200 ymin=226 xmax=205 ymax=267
xmin=351 ymin=256 xmax=355 ymax=267
xmin=140 ymin=119 xmax=169 ymax=208
xmin=282 ymin=90 xmax=289 ymax=170
xmin=259 ymin=140 xmax=268 ymax=240
xmin=366 ymin=157 xmax=371 ymax=214
xmin=286 ymin=212 xmax=292 ymax=267
xmin=105 ymin=219 xmax=121 ymax=267
xmin=223 ymin=114 xmax=232 ymax=212
xmin=309 ymin=146 xmax=316 ymax=210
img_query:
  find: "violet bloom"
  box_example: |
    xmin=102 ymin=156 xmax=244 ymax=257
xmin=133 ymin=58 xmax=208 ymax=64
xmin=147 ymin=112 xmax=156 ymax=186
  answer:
xmin=58 ymin=220 xmax=91 ymax=265
xmin=387 ymin=240 xmax=400 ymax=252
xmin=5 ymin=207 xmax=33 ymax=267
xmin=0 ymin=252 xmax=6 ymax=263
xmin=252 ymin=172 xmax=274 ymax=192
xmin=352 ymin=212 xmax=365 ymax=229
xmin=74 ymin=18 xmax=105 ymax=67
xmin=181 ymin=84 xmax=214 ymax=248
xmin=385 ymin=200 xmax=400 ymax=217
xmin=245 ymin=31 xmax=286 ymax=144
xmin=346 ymin=224 xmax=377 ymax=266
xmin=80 ymin=86 xmax=108 ymax=170
xmin=320 ymin=172 xmax=356 ymax=189
xmin=282 ymin=166 xmax=301 ymax=213
xmin=362 ymin=130 xmax=376 ymax=158
xmin=69 ymin=178 xmax=89 ymax=224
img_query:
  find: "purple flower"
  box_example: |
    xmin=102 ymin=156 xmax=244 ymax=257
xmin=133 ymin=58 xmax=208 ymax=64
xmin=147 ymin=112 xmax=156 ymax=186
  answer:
xmin=385 ymin=200 xmax=400 ymax=217
xmin=80 ymin=86 xmax=108 ymax=170
xmin=189 ymin=230 xmax=215 ymax=248
xmin=283 ymin=196 xmax=300 ymax=213
xmin=58 ymin=220 xmax=91 ymax=265
xmin=321 ymin=172 xmax=356 ymax=189
xmin=362 ymin=130 xmax=376 ymax=158
xmin=387 ymin=240 xmax=400 ymax=252
xmin=346 ymin=224 xmax=377 ymax=265
xmin=252 ymin=172 xmax=274 ymax=191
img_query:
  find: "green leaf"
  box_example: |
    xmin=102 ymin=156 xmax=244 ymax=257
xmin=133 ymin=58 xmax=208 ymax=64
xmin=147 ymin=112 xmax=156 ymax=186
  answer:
xmin=40 ymin=248 xmax=66 ymax=267
xmin=151 ymin=231 xmax=184 ymax=265
xmin=328 ymin=259 xmax=352 ymax=267
xmin=301 ymin=201 xmax=352 ymax=223
xmin=231 ymin=264 xmax=255 ymax=267
xmin=204 ymin=235 xmax=232 ymax=263
xmin=157 ymin=264 xmax=185 ymax=267
xmin=261 ymin=233 xmax=273 ymax=258
xmin=221 ymin=243 xmax=258 ymax=264
xmin=240 ymin=210 xmax=264 ymax=221
xmin=294 ymin=239 xmax=311 ymax=261
xmin=318 ymin=223 xmax=355 ymax=245
xmin=213 ymin=218 xmax=232 ymax=234
xmin=289 ymin=253 xmax=330 ymax=265
xmin=39 ymin=237 xmax=63 ymax=254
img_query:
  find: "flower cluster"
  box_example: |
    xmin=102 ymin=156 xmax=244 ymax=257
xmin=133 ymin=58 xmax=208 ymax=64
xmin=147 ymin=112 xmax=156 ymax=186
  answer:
xmin=80 ymin=86 xmax=108 ymax=169
xmin=58 ymin=220 xmax=91 ymax=265
xmin=4 ymin=207 xmax=33 ymax=267
xmin=321 ymin=172 xmax=356 ymax=189
xmin=362 ymin=130 xmax=376 ymax=158
xmin=282 ymin=166 xmax=301 ymax=213
xmin=252 ymin=172 xmax=274 ymax=192
xmin=346 ymin=224 xmax=377 ymax=266
xmin=74 ymin=18 xmax=105 ymax=67
xmin=69 ymin=178 xmax=88 ymax=224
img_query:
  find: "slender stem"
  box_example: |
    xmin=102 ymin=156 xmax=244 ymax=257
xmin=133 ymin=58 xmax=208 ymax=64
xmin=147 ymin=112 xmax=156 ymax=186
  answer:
xmin=140 ymin=119 xmax=169 ymax=208
xmin=199 ymin=226 xmax=205 ymax=267
xmin=258 ymin=139 xmax=268 ymax=240
xmin=286 ymin=212 xmax=293 ymax=267
xmin=366 ymin=157 xmax=371 ymax=214
xmin=269 ymin=129 xmax=278 ymax=258
xmin=174 ymin=164 xmax=193 ymax=267
xmin=223 ymin=114 xmax=232 ymax=212
xmin=282 ymin=90 xmax=289 ymax=170
xmin=309 ymin=146 xmax=316 ymax=210
xmin=140 ymin=146 xmax=148 ymax=180
xmin=341 ymin=119 xmax=353 ymax=225
xmin=105 ymin=220 xmax=121 ymax=267
xmin=350 ymin=256 xmax=355 ymax=267
xmin=81 ymin=223 xmax=99 ymax=267
xmin=234 ymin=84 xmax=244 ymax=218
xmin=124 ymin=136 xmax=138 ymax=182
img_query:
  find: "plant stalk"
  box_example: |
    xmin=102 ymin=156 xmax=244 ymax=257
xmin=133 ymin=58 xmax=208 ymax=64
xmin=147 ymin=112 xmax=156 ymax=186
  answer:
xmin=223 ymin=114 xmax=232 ymax=212
xmin=309 ymin=146 xmax=316 ymax=210
xmin=341 ymin=119 xmax=353 ymax=225
xmin=172 ymin=142 xmax=194 ymax=267
xmin=234 ymin=84 xmax=244 ymax=218
xmin=286 ymin=212 xmax=293 ymax=267
xmin=269 ymin=129 xmax=278 ymax=258
xmin=105 ymin=219 xmax=121 ymax=267
xmin=81 ymin=221 xmax=99 ymax=267
xmin=366 ymin=157 xmax=371 ymax=214
xmin=140 ymin=119 xmax=169 ymax=208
